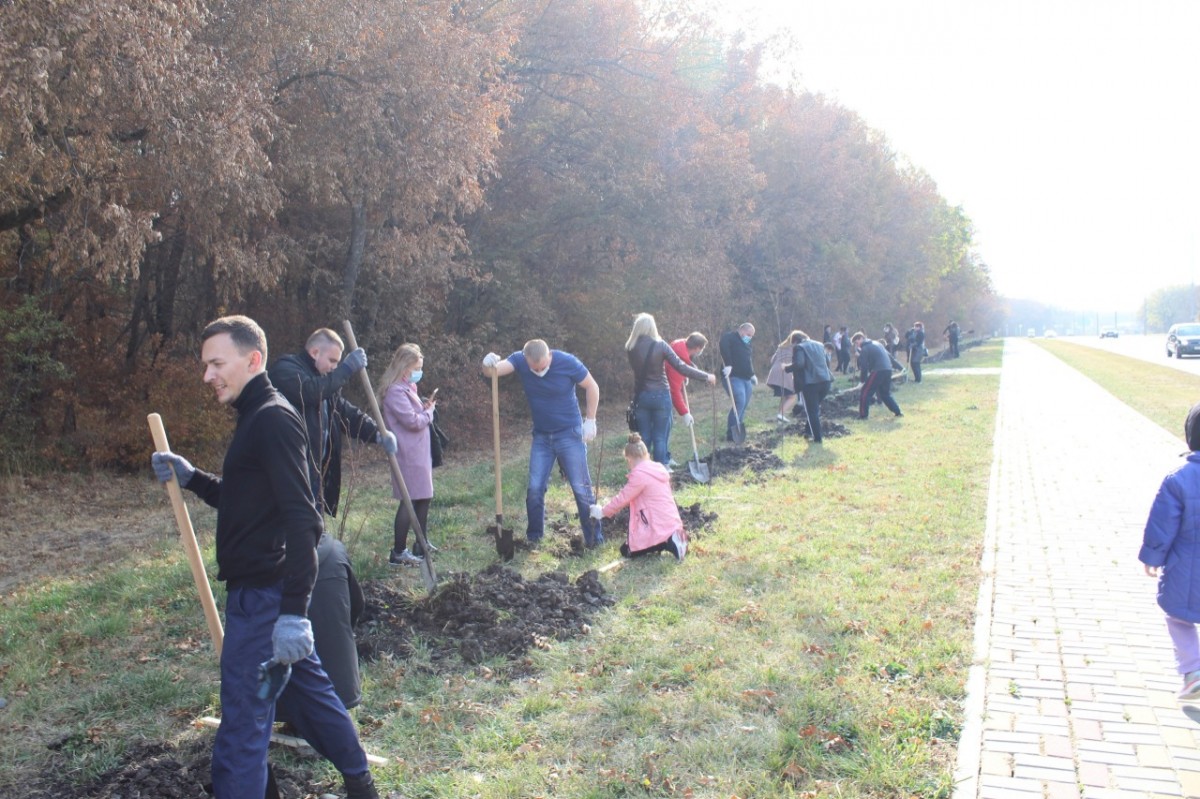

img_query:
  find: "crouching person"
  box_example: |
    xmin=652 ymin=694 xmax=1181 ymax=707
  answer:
xmin=590 ymin=433 xmax=688 ymax=561
xmin=151 ymin=315 xmax=379 ymax=799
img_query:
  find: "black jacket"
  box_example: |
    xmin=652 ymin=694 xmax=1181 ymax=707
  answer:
xmin=268 ymin=352 xmax=379 ymax=516
xmin=719 ymin=330 xmax=755 ymax=380
xmin=857 ymin=339 xmax=898 ymax=382
xmin=186 ymin=372 xmax=323 ymax=618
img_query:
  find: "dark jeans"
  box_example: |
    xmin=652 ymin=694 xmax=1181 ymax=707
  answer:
xmin=527 ymin=426 xmax=599 ymax=545
xmin=858 ymin=371 xmax=901 ymax=418
xmin=910 ymin=351 xmax=923 ymax=382
xmin=800 ymin=380 xmax=832 ymax=442
xmin=634 ymin=388 xmax=672 ymax=465
xmin=215 ymin=584 xmax=367 ymax=798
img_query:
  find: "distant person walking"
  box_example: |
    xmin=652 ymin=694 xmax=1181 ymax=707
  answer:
xmin=944 ymin=320 xmax=961 ymax=358
xmin=1140 ymin=402 xmax=1200 ymax=699
xmin=910 ymin=322 xmax=926 ymax=383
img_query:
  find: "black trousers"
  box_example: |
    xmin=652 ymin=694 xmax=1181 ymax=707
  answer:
xmin=800 ymin=380 xmax=832 ymax=442
xmin=859 ymin=371 xmax=901 ymax=418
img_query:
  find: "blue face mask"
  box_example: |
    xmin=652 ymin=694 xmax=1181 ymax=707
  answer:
xmin=741 ymin=335 xmax=752 ymax=344
xmin=409 ymin=370 xmax=423 ymax=383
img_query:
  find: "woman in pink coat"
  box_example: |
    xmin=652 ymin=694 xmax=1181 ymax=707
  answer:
xmin=590 ymin=433 xmax=687 ymax=561
xmin=378 ymin=343 xmax=436 ymax=566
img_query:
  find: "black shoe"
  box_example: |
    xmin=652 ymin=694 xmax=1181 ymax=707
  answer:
xmin=344 ymin=771 xmax=380 ymax=799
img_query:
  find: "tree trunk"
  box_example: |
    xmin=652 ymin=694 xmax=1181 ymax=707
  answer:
xmin=341 ymin=199 xmax=367 ymax=319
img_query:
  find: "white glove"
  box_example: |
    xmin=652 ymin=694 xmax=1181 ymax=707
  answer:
xmin=378 ymin=430 xmax=397 ymax=455
xmin=482 ymin=352 xmax=500 ymax=370
xmin=722 ymin=365 xmax=732 ymax=378
xmin=589 ymin=504 xmax=604 ymax=520
xmin=751 ymin=375 xmax=758 ymax=386
xmin=682 ymin=413 xmax=694 ymax=427
xmin=581 ymin=418 xmax=597 ymax=442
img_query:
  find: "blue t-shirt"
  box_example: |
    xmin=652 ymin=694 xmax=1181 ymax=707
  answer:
xmin=508 ymin=350 xmax=589 ymax=433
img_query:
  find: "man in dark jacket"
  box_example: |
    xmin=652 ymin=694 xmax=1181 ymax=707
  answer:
xmin=151 ymin=315 xmax=379 ymax=799
xmin=910 ymin=321 xmax=926 ymax=383
xmin=718 ymin=322 xmax=757 ymax=441
xmin=268 ymin=328 xmax=395 ymax=517
xmin=851 ymin=331 xmax=903 ymax=420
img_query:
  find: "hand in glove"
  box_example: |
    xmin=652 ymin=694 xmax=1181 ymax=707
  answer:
xmin=378 ymin=430 xmax=397 ymax=455
xmin=582 ymin=418 xmax=597 ymax=442
xmin=682 ymin=413 xmax=694 ymax=428
xmin=589 ymin=504 xmax=605 ymax=520
xmin=342 ymin=347 xmax=367 ymax=373
xmin=271 ymin=615 xmax=314 ymax=665
xmin=750 ymin=375 xmax=758 ymax=386
xmin=705 ymin=373 xmax=717 ymax=386
xmin=152 ymin=452 xmax=195 ymax=487
xmin=482 ymin=352 xmax=501 ymax=370
xmin=722 ymin=365 xmax=732 ymax=378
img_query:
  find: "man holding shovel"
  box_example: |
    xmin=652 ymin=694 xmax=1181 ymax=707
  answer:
xmin=150 ymin=315 xmax=379 ymax=799
xmin=482 ymin=339 xmax=602 ymax=547
xmin=718 ymin=322 xmax=757 ymax=442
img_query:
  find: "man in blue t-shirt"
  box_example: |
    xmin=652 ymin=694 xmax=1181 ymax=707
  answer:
xmin=482 ymin=339 xmax=602 ymax=546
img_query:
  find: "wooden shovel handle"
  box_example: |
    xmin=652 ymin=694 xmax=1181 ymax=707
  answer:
xmin=147 ymin=413 xmax=224 ymax=655
xmin=491 ymin=369 xmax=503 ymax=520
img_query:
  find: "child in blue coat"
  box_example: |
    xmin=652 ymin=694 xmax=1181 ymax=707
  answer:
xmin=1140 ymin=402 xmax=1200 ymax=700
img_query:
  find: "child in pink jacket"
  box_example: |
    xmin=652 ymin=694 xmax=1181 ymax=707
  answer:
xmin=590 ymin=433 xmax=688 ymax=561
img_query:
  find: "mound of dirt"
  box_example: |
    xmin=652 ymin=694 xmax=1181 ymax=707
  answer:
xmin=357 ymin=564 xmax=615 ymax=669
xmin=695 ymin=444 xmax=784 ymax=478
xmin=20 ymin=738 xmax=328 ymax=799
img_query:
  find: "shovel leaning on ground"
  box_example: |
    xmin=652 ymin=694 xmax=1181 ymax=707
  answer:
xmin=342 ymin=320 xmax=437 ymax=593
xmin=488 ymin=369 xmax=515 ymax=561
xmin=681 ymin=384 xmax=709 ymax=483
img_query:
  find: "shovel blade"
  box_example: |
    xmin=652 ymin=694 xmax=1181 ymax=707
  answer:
xmin=489 ymin=522 xmax=515 ymax=561
xmin=731 ymin=423 xmax=746 ymax=444
xmin=688 ymin=458 xmax=710 ymax=483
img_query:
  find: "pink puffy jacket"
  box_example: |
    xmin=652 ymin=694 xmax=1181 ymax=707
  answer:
xmin=601 ymin=459 xmax=683 ymax=551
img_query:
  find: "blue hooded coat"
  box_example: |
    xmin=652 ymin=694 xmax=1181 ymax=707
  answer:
xmin=1141 ymin=452 xmax=1200 ymax=622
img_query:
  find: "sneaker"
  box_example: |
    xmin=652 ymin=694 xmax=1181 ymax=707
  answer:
xmin=670 ymin=530 xmax=687 ymax=562
xmin=776 ymin=414 xmax=786 ymax=422
xmin=388 ymin=548 xmax=423 ymax=567
xmin=343 ymin=770 xmax=380 ymax=799
xmin=1180 ymin=670 xmax=1200 ymax=700
xmin=667 ymin=458 xmax=681 ymax=468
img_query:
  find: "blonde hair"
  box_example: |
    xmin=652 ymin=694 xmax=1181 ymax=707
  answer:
xmin=624 ymin=432 xmax=650 ymax=460
xmin=624 ymin=312 xmax=661 ymax=351
xmin=377 ymin=343 xmax=423 ymax=403
xmin=777 ymin=330 xmax=804 ymax=349
xmin=523 ymin=339 xmax=549 ymax=362
xmin=306 ymin=328 xmax=344 ymax=351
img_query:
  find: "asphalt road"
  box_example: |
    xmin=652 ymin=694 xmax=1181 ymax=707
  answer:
xmin=1039 ymin=333 xmax=1200 ymax=376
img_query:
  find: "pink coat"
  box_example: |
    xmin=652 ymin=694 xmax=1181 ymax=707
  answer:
xmin=601 ymin=460 xmax=682 ymax=551
xmin=381 ymin=380 xmax=433 ymax=500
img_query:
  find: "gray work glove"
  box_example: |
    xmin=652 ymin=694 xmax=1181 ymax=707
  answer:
xmin=722 ymin=365 xmax=732 ymax=378
xmin=151 ymin=452 xmax=195 ymax=487
xmin=378 ymin=430 xmax=397 ymax=455
xmin=342 ymin=347 xmax=367 ymax=373
xmin=272 ymin=615 xmax=314 ymax=665
xmin=482 ymin=352 xmax=501 ymax=370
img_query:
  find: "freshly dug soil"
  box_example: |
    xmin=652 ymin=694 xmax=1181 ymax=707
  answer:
xmin=19 ymin=737 xmax=330 ymax=799
xmin=356 ymin=564 xmax=614 ymax=669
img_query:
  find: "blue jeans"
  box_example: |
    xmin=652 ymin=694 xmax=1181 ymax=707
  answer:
xmin=527 ymin=425 xmax=600 ymax=546
xmin=726 ymin=376 xmax=752 ymax=439
xmin=634 ymin=389 xmax=672 ymax=465
xmin=213 ymin=584 xmax=367 ymax=798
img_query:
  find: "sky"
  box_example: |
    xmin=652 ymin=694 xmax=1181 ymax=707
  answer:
xmin=707 ymin=0 xmax=1200 ymax=311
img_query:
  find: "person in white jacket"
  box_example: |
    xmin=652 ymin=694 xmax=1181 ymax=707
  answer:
xmin=590 ymin=433 xmax=688 ymax=561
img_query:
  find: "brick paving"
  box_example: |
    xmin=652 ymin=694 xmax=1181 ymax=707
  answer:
xmin=953 ymin=338 xmax=1200 ymax=799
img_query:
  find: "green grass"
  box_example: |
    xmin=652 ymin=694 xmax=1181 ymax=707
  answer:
xmin=0 ymin=353 xmax=1002 ymax=797
xmin=1035 ymin=339 xmax=1200 ymax=439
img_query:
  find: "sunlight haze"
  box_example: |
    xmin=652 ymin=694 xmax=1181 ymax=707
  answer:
xmin=708 ymin=0 xmax=1200 ymax=312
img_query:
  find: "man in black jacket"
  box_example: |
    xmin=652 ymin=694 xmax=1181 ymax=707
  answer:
xmin=851 ymin=331 xmax=903 ymax=420
xmin=718 ymin=322 xmax=757 ymax=441
xmin=151 ymin=316 xmax=378 ymax=798
xmin=268 ymin=328 xmax=395 ymax=517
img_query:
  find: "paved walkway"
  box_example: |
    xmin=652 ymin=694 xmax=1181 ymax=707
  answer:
xmin=954 ymin=338 xmax=1200 ymax=799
